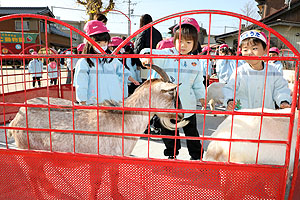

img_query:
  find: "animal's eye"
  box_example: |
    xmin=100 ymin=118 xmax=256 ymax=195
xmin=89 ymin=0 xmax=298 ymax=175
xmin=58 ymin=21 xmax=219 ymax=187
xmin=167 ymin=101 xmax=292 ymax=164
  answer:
xmin=168 ymin=90 xmax=176 ymax=97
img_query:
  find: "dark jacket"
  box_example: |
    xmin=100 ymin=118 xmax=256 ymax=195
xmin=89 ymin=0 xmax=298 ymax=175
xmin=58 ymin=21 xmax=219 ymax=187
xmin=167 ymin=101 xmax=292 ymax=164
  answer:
xmin=134 ymin=27 xmax=163 ymax=54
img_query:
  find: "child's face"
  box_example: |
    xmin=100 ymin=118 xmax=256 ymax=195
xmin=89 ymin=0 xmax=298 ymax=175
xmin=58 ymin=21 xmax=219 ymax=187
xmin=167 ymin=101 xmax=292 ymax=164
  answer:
xmin=96 ymin=41 xmax=108 ymax=48
xmin=241 ymin=41 xmax=266 ymax=66
xmin=269 ymin=52 xmax=279 ymax=57
xmin=175 ymin=38 xmax=194 ymax=55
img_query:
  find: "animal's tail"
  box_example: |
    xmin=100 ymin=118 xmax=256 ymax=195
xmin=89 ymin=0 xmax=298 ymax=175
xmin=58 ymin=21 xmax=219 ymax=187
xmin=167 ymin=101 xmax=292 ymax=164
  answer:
xmin=7 ymin=107 xmax=24 ymax=138
xmin=7 ymin=117 xmax=17 ymax=138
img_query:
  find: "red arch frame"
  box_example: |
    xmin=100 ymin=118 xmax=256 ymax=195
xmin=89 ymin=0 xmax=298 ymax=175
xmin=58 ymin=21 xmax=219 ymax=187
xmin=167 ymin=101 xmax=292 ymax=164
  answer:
xmin=0 ymin=10 xmax=300 ymax=199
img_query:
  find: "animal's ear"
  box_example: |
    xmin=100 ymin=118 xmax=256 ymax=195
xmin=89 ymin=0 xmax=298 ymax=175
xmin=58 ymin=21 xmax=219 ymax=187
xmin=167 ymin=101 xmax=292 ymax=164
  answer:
xmin=161 ymin=83 xmax=180 ymax=93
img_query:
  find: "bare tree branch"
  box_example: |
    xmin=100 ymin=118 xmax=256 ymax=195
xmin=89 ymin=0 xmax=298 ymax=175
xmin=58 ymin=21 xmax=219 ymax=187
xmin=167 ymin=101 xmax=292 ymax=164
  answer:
xmin=76 ymin=0 xmax=115 ymax=20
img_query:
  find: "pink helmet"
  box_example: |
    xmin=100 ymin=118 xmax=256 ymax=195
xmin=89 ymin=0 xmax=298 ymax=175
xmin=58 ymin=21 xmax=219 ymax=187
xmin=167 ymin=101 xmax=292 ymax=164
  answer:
xmin=83 ymin=20 xmax=109 ymax=36
xmin=126 ymin=41 xmax=134 ymax=48
xmin=269 ymin=47 xmax=280 ymax=55
xmin=109 ymin=37 xmax=123 ymax=47
xmin=31 ymin=51 xmax=38 ymax=55
xmin=49 ymin=62 xmax=56 ymax=69
xmin=156 ymin=38 xmax=174 ymax=50
xmin=219 ymin=44 xmax=229 ymax=50
xmin=174 ymin=17 xmax=200 ymax=33
xmin=202 ymin=46 xmax=211 ymax=52
xmin=77 ymin=43 xmax=85 ymax=52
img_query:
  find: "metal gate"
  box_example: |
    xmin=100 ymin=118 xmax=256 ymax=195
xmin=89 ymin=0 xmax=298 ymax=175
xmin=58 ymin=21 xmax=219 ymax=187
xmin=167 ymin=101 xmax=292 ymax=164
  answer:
xmin=0 ymin=10 xmax=300 ymax=199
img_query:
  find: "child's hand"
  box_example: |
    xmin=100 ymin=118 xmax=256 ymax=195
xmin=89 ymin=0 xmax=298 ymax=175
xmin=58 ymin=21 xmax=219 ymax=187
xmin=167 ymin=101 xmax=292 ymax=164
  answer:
xmin=226 ymin=101 xmax=235 ymax=111
xmin=280 ymin=102 xmax=291 ymax=109
xmin=128 ymin=76 xmax=140 ymax=86
xmin=132 ymin=80 xmax=140 ymax=86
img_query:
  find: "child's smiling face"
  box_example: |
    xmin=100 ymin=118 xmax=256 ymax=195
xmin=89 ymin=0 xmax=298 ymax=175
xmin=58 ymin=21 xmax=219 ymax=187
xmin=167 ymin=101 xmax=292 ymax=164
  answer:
xmin=241 ymin=40 xmax=267 ymax=67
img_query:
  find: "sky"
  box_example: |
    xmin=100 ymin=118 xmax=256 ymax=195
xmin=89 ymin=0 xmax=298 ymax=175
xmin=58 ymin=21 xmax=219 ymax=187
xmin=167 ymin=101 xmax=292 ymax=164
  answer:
xmin=0 ymin=0 xmax=260 ymax=36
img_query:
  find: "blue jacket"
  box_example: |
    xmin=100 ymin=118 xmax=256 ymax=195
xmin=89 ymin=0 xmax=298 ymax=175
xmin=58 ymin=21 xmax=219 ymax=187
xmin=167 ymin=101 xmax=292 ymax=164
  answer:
xmin=140 ymin=47 xmax=205 ymax=118
xmin=216 ymin=59 xmax=237 ymax=83
xmin=223 ymin=62 xmax=291 ymax=109
xmin=47 ymin=62 xmax=58 ymax=78
xmin=199 ymin=59 xmax=212 ymax=77
xmin=28 ymin=59 xmax=43 ymax=78
xmin=74 ymin=58 xmax=131 ymax=105
xmin=268 ymin=60 xmax=283 ymax=74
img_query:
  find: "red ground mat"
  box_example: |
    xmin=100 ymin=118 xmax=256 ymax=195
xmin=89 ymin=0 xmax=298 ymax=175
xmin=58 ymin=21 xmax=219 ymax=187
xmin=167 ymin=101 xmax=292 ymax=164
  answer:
xmin=0 ymin=150 xmax=286 ymax=199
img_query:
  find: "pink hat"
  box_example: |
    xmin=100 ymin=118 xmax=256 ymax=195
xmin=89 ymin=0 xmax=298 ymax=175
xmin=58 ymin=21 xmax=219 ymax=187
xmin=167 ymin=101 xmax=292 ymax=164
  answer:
xmin=31 ymin=51 xmax=38 ymax=55
xmin=156 ymin=38 xmax=174 ymax=50
xmin=83 ymin=20 xmax=109 ymax=36
xmin=126 ymin=41 xmax=134 ymax=48
xmin=202 ymin=46 xmax=211 ymax=52
xmin=49 ymin=62 xmax=56 ymax=69
xmin=174 ymin=17 xmax=200 ymax=33
xmin=109 ymin=37 xmax=123 ymax=47
xmin=219 ymin=44 xmax=229 ymax=50
xmin=269 ymin=47 xmax=280 ymax=55
xmin=77 ymin=43 xmax=85 ymax=52
xmin=239 ymin=30 xmax=267 ymax=45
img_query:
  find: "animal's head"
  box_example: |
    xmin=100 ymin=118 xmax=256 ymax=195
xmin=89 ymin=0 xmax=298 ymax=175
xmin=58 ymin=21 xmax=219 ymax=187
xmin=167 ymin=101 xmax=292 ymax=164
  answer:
xmin=138 ymin=64 xmax=189 ymax=129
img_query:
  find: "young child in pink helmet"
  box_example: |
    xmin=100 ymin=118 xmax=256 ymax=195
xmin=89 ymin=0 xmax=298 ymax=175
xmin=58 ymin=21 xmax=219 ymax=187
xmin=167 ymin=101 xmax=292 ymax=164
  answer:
xmin=47 ymin=58 xmax=58 ymax=85
xmin=268 ymin=47 xmax=283 ymax=73
xmin=74 ymin=20 xmax=134 ymax=104
xmin=223 ymin=30 xmax=291 ymax=110
xmin=140 ymin=17 xmax=205 ymax=160
xmin=108 ymin=36 xmax=140 ymax=97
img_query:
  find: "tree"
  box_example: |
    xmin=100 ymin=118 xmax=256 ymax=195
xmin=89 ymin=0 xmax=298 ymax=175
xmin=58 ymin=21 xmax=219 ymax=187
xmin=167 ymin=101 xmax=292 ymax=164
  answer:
xmin=76 ymin=0 xmax=115 ymax=20
xmin=240 ymin=1 xmax=261 ymax=27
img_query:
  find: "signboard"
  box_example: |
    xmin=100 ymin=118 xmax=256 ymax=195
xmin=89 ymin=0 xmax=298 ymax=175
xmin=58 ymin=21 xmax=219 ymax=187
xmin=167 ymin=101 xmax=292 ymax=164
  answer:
xmin=0 ymin=32 xmax=38 ymax=44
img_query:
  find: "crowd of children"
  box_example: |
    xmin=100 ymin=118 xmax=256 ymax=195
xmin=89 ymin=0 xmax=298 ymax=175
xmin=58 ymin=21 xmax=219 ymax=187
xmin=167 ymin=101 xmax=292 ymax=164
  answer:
xmin=27 ymin=13 xmax=291 ymax=160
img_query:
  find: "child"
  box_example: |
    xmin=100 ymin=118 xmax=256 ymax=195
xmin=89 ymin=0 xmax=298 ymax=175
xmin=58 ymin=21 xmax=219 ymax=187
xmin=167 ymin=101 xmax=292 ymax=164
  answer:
xmin=108 ymin=36 xmax=140 ymax=97
xmin=28 ymin=51 xmax=43 ymax=88
xmin=140 ymin=17 xmax=205 ymax=160
xmin=47 ymin=58 xmax=58 ymax=85
xmin=74 ymin=20 xmax=132 ymax=105
xmin=223 ymin=30 xmax=291 ymax=110
xmin=124 ymin=43 xmax=142 ymax=95
xmin=268 ymin=47 xmax=283 ymax=74
xmin=215 ymin=44 xmax=236 ymax=83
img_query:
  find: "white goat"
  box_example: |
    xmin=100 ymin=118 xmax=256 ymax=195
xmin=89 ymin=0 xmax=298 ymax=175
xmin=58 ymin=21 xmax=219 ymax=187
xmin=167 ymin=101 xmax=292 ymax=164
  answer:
xmin=203 ymin=82 xmax=225 ymax=112
xmin=203 ymin=108 xmax=298 ymax=199
xmin=283 ymin=69 xmax=295 ymax=94
xmin=8 ymin=65 xmax=188 ymax=199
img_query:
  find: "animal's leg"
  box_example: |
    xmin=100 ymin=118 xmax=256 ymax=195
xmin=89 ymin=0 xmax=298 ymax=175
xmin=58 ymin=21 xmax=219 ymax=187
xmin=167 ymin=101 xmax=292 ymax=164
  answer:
xmin=109 ymin=164 xmax=125 ymax=200
xmin=89 ymin=163 xmax=105 ymax=200
xmin=22 ymin=156 xmax=79 ymax=199
xmin=209 ymin=99 xmax=217 ymax=117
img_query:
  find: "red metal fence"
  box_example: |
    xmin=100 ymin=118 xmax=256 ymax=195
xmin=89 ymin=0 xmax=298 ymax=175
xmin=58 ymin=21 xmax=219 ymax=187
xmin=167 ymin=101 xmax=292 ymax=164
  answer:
xmin=0 ymin=10 xmax=300 ymax=199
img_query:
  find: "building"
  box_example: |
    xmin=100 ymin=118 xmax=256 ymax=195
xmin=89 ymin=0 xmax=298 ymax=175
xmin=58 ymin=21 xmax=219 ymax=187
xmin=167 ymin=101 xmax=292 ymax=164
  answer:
xmin=0 ymin=7 xmax=75 ymax=54
xmin=57 ymin=19 xmax=85 ymax=47
xmin=214 ymin=0 xmax=300 ymax=52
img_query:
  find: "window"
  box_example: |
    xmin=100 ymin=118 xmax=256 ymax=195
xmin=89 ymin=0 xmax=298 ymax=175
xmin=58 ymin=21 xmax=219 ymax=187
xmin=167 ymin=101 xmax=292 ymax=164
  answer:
xmin=15 ymin=20 xmax=30 ymax=31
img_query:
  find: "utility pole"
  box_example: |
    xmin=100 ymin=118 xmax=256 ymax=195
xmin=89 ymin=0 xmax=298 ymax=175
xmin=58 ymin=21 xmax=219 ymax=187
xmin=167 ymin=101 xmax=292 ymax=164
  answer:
xmin=128 ymin=0 xmax=131 ymax=36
